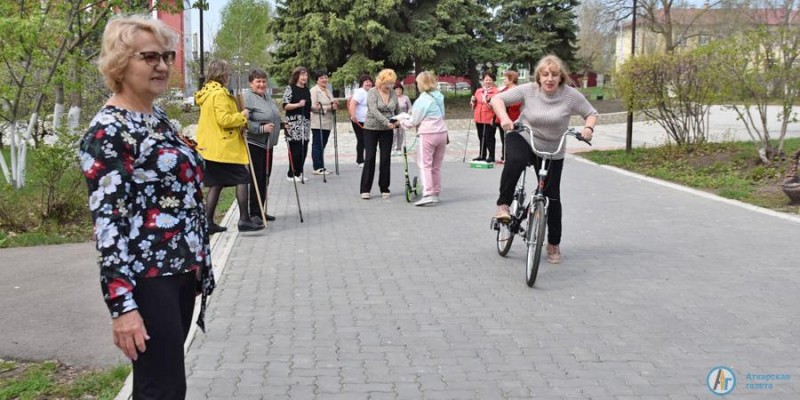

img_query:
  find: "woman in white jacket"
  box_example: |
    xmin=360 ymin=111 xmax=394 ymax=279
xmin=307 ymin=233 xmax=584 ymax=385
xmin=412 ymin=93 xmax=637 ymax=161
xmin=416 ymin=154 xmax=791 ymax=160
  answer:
xmin=402 ymin=71 xmax=448 ymax=206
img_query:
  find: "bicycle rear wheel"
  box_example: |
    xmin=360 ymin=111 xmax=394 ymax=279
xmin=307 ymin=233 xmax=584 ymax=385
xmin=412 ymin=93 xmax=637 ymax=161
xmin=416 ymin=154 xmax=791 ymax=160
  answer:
xmin=525 ymin=200 xmax=547 ymax=287
xmin=496 ymin=222 xmax=513 ymax=256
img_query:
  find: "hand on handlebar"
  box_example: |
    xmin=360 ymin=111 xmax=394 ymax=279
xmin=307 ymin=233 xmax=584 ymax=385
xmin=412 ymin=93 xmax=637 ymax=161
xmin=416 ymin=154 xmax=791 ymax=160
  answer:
xmin=500 ymin=117 xmax=514 ymax=132
xmin=581 ymin=127 xmax=593 ymax=142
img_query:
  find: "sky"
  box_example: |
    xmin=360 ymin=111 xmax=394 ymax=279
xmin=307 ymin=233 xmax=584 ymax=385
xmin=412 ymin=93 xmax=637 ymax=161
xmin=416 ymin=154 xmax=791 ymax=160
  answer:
xmin=188 ymin=1 xmax=225 ymax=52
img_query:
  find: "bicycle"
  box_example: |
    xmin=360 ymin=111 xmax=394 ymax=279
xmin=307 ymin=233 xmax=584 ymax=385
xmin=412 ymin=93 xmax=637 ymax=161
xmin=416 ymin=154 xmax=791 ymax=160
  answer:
xmin=491 ymin=123 xmax=591 ymax=287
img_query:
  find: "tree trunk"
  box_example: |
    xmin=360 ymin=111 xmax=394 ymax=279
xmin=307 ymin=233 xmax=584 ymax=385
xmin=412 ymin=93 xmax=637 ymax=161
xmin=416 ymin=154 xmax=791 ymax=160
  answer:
xmin=53 ymin=84 xmax=64 ymax=132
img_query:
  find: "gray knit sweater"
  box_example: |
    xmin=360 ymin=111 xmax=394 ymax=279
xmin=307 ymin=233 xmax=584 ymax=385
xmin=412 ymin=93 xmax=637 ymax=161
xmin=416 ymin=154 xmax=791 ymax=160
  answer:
xmin=495 ymin=83 xmax=597 ymax=160
xmin=243 ymin=90 xmax=281 ymax=148
xmin=364 ymin=87 xmax=399 ymax=131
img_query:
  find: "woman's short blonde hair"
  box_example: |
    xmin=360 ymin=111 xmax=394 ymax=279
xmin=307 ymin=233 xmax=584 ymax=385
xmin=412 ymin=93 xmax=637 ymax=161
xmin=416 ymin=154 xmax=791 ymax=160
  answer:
xmin=98 ymin=14 xmax=178 ymax=93
xmin=416 ymin=71 xmax=437 ymax=92
xmin=206 ymin=60 xmax=231 ymax=85
xmin=375 ymin=69 xmax=397 ymax=88
xmin=534 ymin=55 xmax=572 ymax=88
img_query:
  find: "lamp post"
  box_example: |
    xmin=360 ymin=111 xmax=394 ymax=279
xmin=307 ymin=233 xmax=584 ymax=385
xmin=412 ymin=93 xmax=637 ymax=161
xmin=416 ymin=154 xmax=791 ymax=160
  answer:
xmin=197 ymin=0 xmax=206 ymax=88
xmin=625 ymin=0 xmax=638 ymax=153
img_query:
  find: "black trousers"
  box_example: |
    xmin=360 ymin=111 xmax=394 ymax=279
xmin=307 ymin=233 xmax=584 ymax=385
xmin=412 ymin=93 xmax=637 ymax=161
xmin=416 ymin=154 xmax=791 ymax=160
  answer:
xmin=476 ymin=122 xmax=497 ymax=160
xmin=351 ymin=121 xmax=366 ymax=164
xmin=498 ymin=126 xmax=507 ymax=160
xmin=360 ymin=129 xmax=393 ymax=194
xmin=497 ymin=132 xmax=564 ymax=245
xmin=248 ymin=143 xmax=272 ymax=217
xmin=132 ymin=273 xmax=196 ymax=400
xmin=287 ymin=139 xmax=308 ymax=178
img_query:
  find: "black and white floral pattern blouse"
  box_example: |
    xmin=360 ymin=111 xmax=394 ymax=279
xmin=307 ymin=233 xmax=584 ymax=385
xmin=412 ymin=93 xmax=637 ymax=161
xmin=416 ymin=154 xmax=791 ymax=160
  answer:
xmin=79 ymin=105 xmax=215 ymax=328
xmin=282 ymin=84 xmax=311 ymax=141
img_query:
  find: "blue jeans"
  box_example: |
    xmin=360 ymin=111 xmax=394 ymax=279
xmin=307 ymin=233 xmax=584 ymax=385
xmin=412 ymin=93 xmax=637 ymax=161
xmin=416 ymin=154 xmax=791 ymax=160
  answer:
xmin=311 ymin=129 xmax=331 ymax=170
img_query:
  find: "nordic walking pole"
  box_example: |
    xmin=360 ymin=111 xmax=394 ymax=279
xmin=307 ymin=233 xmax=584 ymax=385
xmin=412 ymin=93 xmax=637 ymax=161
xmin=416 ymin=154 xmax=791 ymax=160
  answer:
xmin=243 ymin=132 xmax=268 ymax=227
xmin=333 ymin=106 xmax=339 ymax=175
xmin=264 ymin=144 xmax=271 ymax=222
xmin=300 ymin=119 xmax=307 ymax=184
xmin=317 ymin=102 xmax=327 ymax=183
xmin=462 ymin=115 xmax=471 ymax=163
xmin=284 ymin=123 xmax=304 ymax=223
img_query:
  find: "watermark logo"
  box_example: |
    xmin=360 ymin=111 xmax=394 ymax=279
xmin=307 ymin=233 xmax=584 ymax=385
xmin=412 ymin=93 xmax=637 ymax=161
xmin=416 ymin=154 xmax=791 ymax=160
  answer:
xmin=744 ymin=372 xmax=791 ymax=390
xmin=707 ymin=366 xmax=736 ymax=395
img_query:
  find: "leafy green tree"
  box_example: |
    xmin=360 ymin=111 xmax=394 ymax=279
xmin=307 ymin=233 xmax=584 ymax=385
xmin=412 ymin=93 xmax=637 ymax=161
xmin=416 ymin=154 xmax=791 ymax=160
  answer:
xmin=212 ymin=0 xmax=273 ymax=92
xmin=268 ymin=0 xmax=506 ymax=91
xmin=0 ymin=0 xmax=184 ymax=188
xmin=576 ymin=0 xmax=616 ymax=74
xmin=616 ymin=50 xmax=716 ymax=146
xmin=493 ymin=0 xmax=580 ymax=71
xmin=702 ymin=26 xmax=800 ymax=164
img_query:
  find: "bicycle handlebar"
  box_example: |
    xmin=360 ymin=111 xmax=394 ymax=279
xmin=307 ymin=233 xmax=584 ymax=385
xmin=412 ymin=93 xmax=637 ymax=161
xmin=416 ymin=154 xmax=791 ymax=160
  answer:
xmin=510 ymin=122 xmax=592 ymax=156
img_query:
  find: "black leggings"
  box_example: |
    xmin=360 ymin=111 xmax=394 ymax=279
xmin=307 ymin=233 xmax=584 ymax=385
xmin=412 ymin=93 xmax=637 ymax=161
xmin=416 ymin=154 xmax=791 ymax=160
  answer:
xmin=360 ymin=129 xmax=393 ymax=193
xmin=497 ymin=132 xmax=564 ymax=245
xmin=247 ymin=143 xmax=273 ymax=217
xmin=351 ymin=121 xmax=366 ymax=164
xmin=287 ymin=139 xmax=308 ymax=178
xmin=498 ymin=126 xmax=507 ymax=160
xmin=476 ymin=122 xmax=497 ymax=159
xmin=132 ymin=273 xmax=196 ymax=400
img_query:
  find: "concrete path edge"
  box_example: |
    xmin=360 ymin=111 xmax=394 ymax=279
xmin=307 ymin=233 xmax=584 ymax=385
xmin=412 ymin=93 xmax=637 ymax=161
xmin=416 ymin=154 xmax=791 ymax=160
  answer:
xmin=113 ymin=203 xmax=241 ymax=400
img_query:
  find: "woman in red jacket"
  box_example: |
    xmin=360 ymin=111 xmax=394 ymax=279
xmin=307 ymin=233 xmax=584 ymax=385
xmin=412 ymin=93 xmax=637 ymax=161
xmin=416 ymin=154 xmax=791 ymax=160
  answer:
xmin=469 ymin=72 xmax=499 ymax=163
xmin=495 ymin=70 xmax=522 ymax=164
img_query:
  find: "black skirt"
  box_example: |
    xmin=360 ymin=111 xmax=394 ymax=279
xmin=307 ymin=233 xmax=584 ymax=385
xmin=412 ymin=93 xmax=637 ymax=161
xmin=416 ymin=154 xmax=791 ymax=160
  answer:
xmin=203 ymin=160 xmax=249 ymax=187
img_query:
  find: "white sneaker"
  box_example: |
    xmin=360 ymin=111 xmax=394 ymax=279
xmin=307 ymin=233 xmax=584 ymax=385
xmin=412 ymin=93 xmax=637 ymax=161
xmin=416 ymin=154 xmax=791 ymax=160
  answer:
xmin=432 ymin=195 xmax=439 ymax=203
xmin=287 ymin=176 xmax=296 ymax=182
xmin=415 ymin=196 xmax=435 ymax=206
xmin=312 ymin=168 xmax=331 ymax=175
xmin=357 ymin=163 xmax=364 ymax=168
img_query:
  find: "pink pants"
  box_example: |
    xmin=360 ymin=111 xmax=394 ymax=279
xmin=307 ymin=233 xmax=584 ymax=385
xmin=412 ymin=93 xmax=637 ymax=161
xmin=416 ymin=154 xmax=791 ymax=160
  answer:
xmin=417 ymin=132 xmax=448 ymax=196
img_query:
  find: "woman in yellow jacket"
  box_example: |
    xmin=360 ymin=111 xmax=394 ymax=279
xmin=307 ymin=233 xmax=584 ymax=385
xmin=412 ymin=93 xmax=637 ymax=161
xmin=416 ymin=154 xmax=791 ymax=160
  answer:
xmin=195 ymin=60 xmax=263 ymax=233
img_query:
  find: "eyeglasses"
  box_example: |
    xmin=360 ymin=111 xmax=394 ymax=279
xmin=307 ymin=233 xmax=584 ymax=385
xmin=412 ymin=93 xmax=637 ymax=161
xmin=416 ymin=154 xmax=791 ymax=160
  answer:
xmin=131 ymin=51 xmax=176 ymax=66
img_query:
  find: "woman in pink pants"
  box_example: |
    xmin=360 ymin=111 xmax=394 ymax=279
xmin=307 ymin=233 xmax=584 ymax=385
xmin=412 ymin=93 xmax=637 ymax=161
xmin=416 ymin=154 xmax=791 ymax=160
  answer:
xmin=401 ymin=71 xmax=449 ymax=206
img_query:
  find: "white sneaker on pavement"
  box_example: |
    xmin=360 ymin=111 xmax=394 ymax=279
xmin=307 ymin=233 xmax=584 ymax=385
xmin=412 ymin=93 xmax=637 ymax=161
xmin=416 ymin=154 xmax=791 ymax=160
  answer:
xmin=415 ymin=196 xmax=435 ymax=206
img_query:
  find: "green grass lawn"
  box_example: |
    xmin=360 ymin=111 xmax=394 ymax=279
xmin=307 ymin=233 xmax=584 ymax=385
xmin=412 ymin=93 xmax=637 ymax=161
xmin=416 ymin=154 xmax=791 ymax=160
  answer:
xmin=0 ymin=360 xmax=129 ymax=400
xmin=581 ymin=138 xmax=800 ymax=214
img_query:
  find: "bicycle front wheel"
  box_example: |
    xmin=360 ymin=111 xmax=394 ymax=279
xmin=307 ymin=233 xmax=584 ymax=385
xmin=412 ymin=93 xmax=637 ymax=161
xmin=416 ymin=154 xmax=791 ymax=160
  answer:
xmin=496 ymin=222 xmax=514 ymax=256
xmin=525 ymin=200 xmax=547 ymax=287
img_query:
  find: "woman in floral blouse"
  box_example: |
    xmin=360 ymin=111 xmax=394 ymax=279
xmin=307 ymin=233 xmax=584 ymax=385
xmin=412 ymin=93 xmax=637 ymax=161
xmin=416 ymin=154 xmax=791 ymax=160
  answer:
xmin=79 ymin=15 xmax=214 ymax=399
xmin=282 ymin=66 xmax=312 ymax=181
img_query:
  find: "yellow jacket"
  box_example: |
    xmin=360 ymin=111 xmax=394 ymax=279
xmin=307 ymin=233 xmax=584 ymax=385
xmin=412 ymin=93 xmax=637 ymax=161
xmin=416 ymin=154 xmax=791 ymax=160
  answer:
xmin=195 ymin=81 xmax=249 ymax=164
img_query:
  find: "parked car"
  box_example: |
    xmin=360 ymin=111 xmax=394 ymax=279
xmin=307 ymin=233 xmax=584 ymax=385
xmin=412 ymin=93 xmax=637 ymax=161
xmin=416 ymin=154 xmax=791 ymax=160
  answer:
xmin=455 ymin=82 xmax=471 ymax=91
xmin=436 ymin=82 xmax=454 ymax=91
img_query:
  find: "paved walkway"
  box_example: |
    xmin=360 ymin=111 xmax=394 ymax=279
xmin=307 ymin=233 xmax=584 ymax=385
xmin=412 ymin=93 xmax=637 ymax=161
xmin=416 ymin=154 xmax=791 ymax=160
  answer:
xmin=2 ymin=108 xmax=799 ymax=399
xmin=182 ymin=113 xmax=800 ymax=399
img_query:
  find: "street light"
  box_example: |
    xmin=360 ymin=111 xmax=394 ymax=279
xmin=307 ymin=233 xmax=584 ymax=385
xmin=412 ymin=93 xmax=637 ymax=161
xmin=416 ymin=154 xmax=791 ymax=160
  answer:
xmin=625 ymin=0 xmax=638 ymax=153
xmin=196 ymin=0 xmax=206 ymax=88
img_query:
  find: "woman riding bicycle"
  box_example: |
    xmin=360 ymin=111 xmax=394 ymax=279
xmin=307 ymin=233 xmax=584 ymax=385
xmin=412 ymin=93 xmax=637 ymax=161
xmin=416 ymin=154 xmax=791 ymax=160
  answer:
xmin=490 ymin=54 xmax=597 ymax=264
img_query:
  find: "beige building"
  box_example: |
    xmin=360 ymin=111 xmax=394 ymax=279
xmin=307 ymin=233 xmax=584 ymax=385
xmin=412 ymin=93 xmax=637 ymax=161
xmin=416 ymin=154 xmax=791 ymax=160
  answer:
xmin=615 ymin=7 xmax=799 ymax=70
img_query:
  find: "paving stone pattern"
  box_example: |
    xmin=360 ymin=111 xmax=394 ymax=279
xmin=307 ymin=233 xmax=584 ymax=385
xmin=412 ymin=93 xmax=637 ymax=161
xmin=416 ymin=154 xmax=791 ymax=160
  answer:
xmin=185 ymin=137 xmax=800 ymax=399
